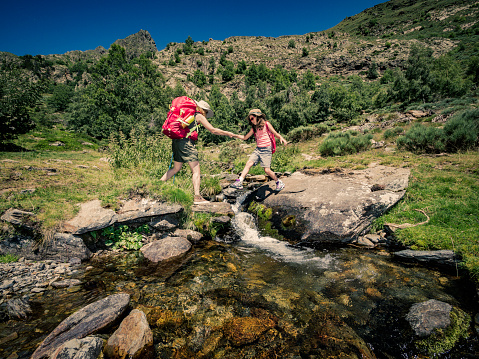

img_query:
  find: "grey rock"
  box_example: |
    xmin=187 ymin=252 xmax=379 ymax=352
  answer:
xmin=51 ymin=279 xmax=82 ymax=289
xmin=0 ymin=297 xmax=32 ymax=319
xmin=31 ymin=293 xmax=130 ymax=359
xmin=406 ymin=299 xmax=452 ymax=337
xmin=50 ymin=336 xmax=104 ymax=359
xmin=140 ymin=237 xmax=191 ymax=263
xmin=1 ymin=208 xmax=36 ymax=226
xmin=149 ymin=215 xmax=178 ymax=231
xmin=170 ymin=229 xmax=204 ymax=244
xmin=255 ymin=165 xmax=409 ymax=245
xmin=191 ymin=201 xmax=234 ymax=216
xmin=62 ymin=200 xmax=117 ymax=234
xmin=116 ymin=198 xmax=183 ymax=223
xmin=393 ymin=249 xmax=459 ymax=268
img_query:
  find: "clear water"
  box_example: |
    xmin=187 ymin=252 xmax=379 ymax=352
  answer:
xmin=0 ymin=211 xmax=478 ymax=358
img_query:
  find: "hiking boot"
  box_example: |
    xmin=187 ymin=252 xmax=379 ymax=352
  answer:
xmin=275 ymin=180 xmax=285 ymax=192
xmin=230 ymin=179 xmax=243 ymax=189
xmin=194 ymin=195 xmax=209 ymax=205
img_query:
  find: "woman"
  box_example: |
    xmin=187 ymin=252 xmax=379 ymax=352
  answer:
xmin=231 ymin=109 xmax=287 ymax=191
xmin=160 ymin=100 xmax=236 ymax=204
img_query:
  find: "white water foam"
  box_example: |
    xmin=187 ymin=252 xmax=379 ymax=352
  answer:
xmin=232 ymin=211 xmax=335 ymax=268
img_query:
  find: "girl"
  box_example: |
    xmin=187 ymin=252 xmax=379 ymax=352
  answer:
xmin=231 ymin=109 xmax=287 ymax=191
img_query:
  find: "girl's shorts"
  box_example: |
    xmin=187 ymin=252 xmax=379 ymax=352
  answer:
xmin=248 ymin=146 xmax=272 ymax=168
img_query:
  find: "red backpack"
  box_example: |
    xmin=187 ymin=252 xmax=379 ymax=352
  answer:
xmin=162 ymin=96 xmax=199 ymax=140
xmin=265 ymin=122 xmax=277 ymax=154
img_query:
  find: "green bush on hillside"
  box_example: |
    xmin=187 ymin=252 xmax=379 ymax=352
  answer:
xmin=383 ymin=127 xmax=404 ymax=140
xmin=287 ymin=124 xmax=329 ymax=142
xmin=397 ymin=109 xmax=479 ymax=154
xmin=319 ymin=131 xmax=373 ymax=157
xmin=397 ymin=123 xmax=445 ymax=154
xmin=443 ymin=109 xmax=479 ymax=152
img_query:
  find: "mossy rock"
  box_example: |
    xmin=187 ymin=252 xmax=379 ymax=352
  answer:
xmin=415 ymin=306 xmax=471 ymax=355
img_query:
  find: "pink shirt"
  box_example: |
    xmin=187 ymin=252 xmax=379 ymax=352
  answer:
xmin=255 ymin=124 xmax=271 ymax=148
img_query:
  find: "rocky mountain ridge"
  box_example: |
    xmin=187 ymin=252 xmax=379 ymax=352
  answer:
xmin=1 ymin=0 xmax=475 ymax=98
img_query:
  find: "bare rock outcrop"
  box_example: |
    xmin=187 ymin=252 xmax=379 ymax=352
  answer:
xmin=253 ymin=165 xmax=410 ymax=246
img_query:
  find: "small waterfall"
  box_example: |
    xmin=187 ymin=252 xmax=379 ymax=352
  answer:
xmin=230 ymin=192 xmax=335 ymax=268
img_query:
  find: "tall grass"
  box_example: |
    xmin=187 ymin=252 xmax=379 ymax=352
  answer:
xmin=108 ymin=128 xmax=171 ymax=176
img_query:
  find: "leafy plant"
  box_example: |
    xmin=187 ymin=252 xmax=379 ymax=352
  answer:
xmin=102 ymin=224 xmax=150 ymax=251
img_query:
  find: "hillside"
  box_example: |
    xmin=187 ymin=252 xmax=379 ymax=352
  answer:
xmin=1 ymin=0 xmax=476 ymax=99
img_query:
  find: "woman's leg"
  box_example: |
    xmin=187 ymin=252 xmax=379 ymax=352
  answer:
xmin=188 ymin=161 xmax=201 ymax=196
xmin=160 ymin=161 xmax=183 ymax=181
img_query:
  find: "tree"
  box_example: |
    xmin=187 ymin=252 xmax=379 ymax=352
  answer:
xmin=0 ymin=65 xmax=43 ymax=142
xmin=193 ymin=70 xmax=207 ymax=87
xmin=300 ymin=70 xmax=316 ymax=91
xmin=367 ymin=62 xmax=379 ymax=79
xmin=67 ymin=45 xmax=171 ymax=139
xmin=48 ymin=84 xmax=74 ymax=111
xmin=222 ymin=62 xmax=235 ymax=82
xmin=466 ymin=56 xmax=479 ymax=85
xmin=288 ymin=40 xmax=296 ymax=49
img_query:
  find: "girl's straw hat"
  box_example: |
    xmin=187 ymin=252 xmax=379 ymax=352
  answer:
xmin=245 ymin=109 xmax=266 ymax=121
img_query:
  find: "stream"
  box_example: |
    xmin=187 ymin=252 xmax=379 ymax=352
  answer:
xmin=1 ymin=204 xmax=478 ymax=358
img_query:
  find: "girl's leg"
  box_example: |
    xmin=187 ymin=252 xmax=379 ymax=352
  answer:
xmin=263 ymin=167 xmax=278 ymax=182
xmin=188 ymin=161 xmax=201 ymax=196
xmin=161 ymin=161 xmax=183 ymax=181
xmin=240 ymin=160 xmax=255 ymax=179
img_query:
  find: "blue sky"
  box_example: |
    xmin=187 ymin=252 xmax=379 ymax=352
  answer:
xmin=0 ymin=0 xmax=386 ymax=56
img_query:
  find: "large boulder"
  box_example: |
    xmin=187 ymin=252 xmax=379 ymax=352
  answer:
xmin=140 ymin=236 xmax=191 ymax=262
xmin=31 ymin=293 xmax=130 ymax=359
xmin=104 ymin=309 xmax=155 ymax=359
xmin=252 ymin=165 xmax=409 ymax=246
xmin=116 ymin=198 xmax=183 ymax=224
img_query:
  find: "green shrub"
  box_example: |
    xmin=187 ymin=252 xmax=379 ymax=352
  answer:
xmin=443 ymin=109 xmax=479 ymax=152
xmin=397 ymin=123 xmax=445 ymax=154
xmin=271 ymin=144 xmax=299 ymax=172
xmin=287 ymin=124 xmax=329 ymax=142
xmin=219 ymin=140 xmax=243 ymax=164
xmin=200 ymin=175 xmax=222 ymax=197
xmin=319 ymin=131 xmax=373 ymax=157
xmin=397 ymin=110 xmax=479 ymax=154
xmin=383 ymin=127 xmax=404 ymax=140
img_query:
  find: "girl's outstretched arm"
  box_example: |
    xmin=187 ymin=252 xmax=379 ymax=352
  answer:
xmin=234 ymin=128 xmax=254 ymax=141
xmin=266 ymin=122 xmax=288 ymax=145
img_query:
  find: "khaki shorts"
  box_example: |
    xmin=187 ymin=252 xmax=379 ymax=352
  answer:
xmin=249 ymin=146 xmax=272 ymax=168
xmin=172 ymin=138 xmax=198 ymax=163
